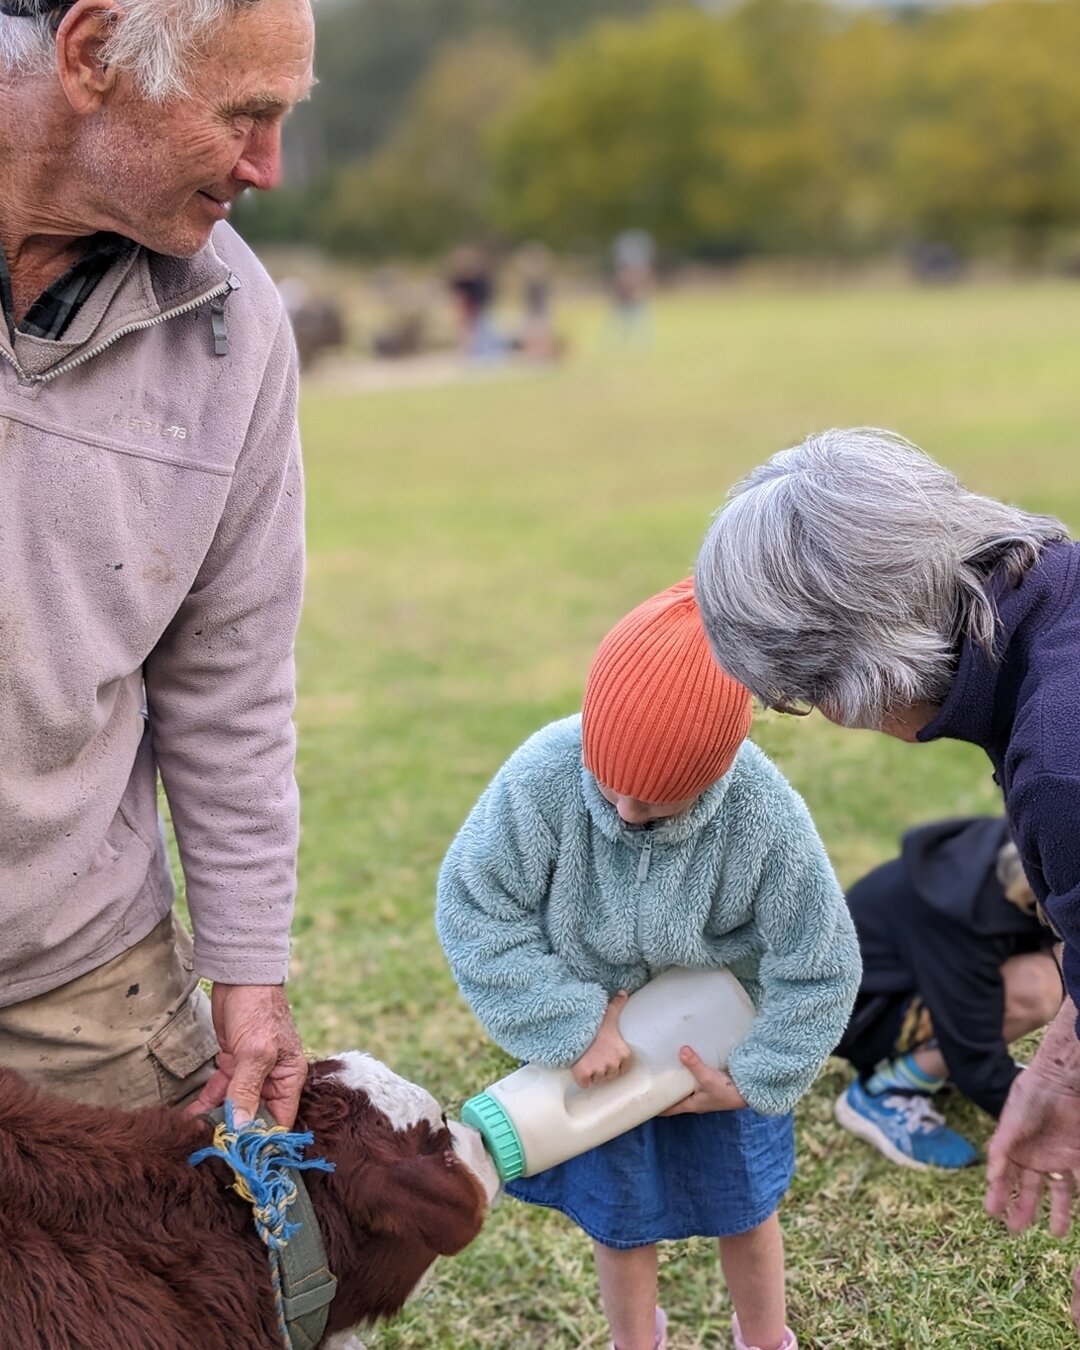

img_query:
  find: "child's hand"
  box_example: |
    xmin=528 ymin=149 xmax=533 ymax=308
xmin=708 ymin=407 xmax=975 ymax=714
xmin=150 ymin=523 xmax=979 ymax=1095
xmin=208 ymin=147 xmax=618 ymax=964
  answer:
xmin=571 ymin=991 xmax=631 ymax=1088
xmin=661 ymin=1044 xmax=748 ymax=1114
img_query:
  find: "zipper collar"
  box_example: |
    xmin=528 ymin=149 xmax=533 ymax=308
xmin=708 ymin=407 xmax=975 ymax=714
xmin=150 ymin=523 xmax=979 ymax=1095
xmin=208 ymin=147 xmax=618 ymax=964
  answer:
xmin=0 ymin=272 xmax=239 ymax=386
xmin=0 ymin=227 xmax=238 ymax=384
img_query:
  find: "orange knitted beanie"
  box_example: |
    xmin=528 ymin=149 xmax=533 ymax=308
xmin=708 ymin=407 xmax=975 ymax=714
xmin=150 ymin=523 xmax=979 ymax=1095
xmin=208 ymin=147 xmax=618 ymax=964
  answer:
xmin=582 ymin=578 xmax=752 ymax=802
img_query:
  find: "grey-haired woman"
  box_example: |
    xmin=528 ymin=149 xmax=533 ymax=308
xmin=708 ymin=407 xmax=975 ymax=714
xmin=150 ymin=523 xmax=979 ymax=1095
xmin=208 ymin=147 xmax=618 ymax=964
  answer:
xmin=695 ymin=428 xmax=1080 ymax=1326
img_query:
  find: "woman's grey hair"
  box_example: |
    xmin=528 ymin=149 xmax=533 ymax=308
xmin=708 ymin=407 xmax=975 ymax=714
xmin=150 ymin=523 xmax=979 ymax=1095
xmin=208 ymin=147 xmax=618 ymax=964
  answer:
xmin=694 ymin=428 xmax=1069 ymax=730
xmin=0 ymin=0 xmax=263 ymax=101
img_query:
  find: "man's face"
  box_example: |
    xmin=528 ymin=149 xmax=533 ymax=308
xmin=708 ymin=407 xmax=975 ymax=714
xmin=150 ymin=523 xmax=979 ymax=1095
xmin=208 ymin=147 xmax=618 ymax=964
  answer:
xmin=81 ymin=0 xmax=314 ymax=257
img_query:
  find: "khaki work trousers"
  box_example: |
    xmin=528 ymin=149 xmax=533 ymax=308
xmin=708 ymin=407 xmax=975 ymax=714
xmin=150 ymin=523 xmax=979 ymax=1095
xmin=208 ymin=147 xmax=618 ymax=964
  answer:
xmin=0 ymin=913 xmax=219 ymax=1110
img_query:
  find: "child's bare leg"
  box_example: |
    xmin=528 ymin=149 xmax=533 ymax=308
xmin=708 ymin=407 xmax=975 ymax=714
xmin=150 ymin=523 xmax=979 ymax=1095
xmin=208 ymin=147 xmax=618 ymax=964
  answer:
xmin=593 ymin=1241 xmax=659 ymax=1350
xmin=910 ymin=948 xmax=1064 ymax=1081
xmin=719 ymin=1213 xmax=787 ymax=1349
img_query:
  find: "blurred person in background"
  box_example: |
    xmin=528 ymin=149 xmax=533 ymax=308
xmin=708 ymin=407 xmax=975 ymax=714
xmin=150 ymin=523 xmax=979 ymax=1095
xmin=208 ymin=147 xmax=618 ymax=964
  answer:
xmin=513 ymin=240 xmax=562 ymax=363
xmin=694 ymin=428 xmax=1080 ymax=1326
xmin=835 ymin=818 xmax=1062 ymax=1171
xmin=0 ymin=0 xmax=315 ymax=1126
xmin=609 ymin=227 xmax=655 ymax=345
xmin=446 ymin=244 xmax=505 ymax=360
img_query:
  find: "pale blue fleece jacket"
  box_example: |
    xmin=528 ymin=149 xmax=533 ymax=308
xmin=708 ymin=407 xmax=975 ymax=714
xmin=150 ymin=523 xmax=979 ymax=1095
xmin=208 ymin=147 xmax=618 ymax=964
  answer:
xmin=437 ymin=716 xmax=860 ymax=1117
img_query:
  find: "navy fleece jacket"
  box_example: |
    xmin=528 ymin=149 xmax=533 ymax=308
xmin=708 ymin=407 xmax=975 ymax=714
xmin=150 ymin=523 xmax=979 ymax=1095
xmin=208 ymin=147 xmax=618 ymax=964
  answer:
xmin=918 ymin=542 xmax=1080 ymax=1028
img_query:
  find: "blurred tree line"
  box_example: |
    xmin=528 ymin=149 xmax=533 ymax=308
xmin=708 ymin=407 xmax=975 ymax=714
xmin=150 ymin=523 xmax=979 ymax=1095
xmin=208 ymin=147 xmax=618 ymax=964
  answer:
xmin=238 ymin=0 xmax=1080 ymax=267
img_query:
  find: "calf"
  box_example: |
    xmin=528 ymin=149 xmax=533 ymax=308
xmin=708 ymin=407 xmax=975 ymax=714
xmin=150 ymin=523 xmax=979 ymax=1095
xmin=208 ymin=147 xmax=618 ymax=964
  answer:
xmin=0 ymin=1051 xmax=499 ymax=1349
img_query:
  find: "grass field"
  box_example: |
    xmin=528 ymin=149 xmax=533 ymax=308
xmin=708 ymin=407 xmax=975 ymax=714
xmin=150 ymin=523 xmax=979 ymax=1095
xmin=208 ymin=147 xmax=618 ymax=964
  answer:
xmin=286 ymin=278 xmax=1080 ymax=1349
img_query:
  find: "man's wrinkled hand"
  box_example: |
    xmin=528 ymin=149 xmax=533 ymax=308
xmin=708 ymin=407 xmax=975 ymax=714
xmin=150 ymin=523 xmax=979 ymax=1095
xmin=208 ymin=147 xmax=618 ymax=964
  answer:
xmin=185 ymin=983 xmax=307 ymax=1128
xmin=572 ymin=991 xmax=631 ymax=1089
xmin=661 ymin=1045 xmax=747 ymax=1115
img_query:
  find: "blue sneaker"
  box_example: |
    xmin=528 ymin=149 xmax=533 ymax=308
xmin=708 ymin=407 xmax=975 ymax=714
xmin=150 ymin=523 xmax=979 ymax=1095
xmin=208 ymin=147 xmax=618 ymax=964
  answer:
xmin=834 ymin=1079 xmax=978 ymax=1170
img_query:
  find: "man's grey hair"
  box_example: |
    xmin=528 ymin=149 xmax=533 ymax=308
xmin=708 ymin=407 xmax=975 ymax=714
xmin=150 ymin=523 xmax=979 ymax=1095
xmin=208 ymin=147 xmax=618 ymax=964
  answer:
xmin=0 ymin=0 xmax=262 ymax=101
xmin=694 ymin=427 xmax=1069 ymax=730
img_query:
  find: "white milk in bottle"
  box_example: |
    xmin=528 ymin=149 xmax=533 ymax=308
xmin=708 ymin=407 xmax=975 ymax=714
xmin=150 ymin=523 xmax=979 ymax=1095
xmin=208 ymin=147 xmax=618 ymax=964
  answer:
xmin=460 ymin=966 xmax=755 ymax=1182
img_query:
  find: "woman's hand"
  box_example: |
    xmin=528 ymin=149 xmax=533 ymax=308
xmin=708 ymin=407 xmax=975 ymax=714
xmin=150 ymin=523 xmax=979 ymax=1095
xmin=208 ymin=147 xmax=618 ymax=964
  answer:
xmin=985 ymin=1001 xmax=1080 ymax=1239
xmin=572 ymin=991 xmax=631 ymax=1088
xmin=661 ymin=1044 xmax=748 ymax=1114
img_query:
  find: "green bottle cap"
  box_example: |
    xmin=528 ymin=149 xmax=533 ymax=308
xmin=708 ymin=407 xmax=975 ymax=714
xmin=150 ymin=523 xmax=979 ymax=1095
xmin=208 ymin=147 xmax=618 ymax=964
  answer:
xmin=460 ymin=1091 xmax=526 ymax=1182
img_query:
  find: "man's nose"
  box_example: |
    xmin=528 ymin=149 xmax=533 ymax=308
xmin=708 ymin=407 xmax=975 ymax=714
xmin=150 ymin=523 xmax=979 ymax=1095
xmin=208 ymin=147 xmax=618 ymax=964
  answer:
xmin=235 ymin=123 xmax=284 ymax=192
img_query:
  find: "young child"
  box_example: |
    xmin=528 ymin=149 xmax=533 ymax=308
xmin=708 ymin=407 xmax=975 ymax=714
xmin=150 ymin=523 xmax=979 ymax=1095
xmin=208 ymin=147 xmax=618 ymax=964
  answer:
xmin=437 ymin=579 xmax=861 ymax=1350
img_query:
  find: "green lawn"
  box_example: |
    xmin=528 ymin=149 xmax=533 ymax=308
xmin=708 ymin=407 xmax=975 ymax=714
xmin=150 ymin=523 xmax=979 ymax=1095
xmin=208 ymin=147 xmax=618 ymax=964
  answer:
xmin=288 ymin=278 xmax=1080 ymax=1348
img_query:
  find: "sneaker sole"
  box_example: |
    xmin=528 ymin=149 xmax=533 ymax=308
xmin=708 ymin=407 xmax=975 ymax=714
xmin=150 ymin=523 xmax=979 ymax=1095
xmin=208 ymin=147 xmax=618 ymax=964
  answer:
xmin=834 ymin=1092 xmax=931 ymax=1171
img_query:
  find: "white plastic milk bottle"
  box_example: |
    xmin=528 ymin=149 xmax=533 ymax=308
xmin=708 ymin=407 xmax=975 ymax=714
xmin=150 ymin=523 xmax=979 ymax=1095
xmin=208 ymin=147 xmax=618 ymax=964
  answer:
xmin=460 ymin=966 xmax=755 ymax=1182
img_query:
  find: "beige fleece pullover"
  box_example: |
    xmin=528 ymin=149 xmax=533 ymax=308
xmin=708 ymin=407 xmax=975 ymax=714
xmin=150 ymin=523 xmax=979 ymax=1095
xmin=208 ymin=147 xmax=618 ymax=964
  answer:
xmin=0 ymin=223 xmax=304 ymax=1006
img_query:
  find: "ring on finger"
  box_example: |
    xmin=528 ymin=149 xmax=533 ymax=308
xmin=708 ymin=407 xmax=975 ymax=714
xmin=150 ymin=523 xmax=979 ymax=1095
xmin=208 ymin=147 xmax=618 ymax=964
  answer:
xmin=1048 ymin=1171 xmax=1067 ymax=1182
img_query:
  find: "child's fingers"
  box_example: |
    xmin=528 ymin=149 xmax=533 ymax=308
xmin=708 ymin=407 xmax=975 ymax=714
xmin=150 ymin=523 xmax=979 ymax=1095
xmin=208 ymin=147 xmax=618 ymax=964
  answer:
xmin=572 ymin=1040 xmax=633 ymax=1088
xmin=571 ymin=1062 xmax=592 ymax=1088
xmin=677 ymin=1046 xmax=746 ymax=1109
xmin=680 ymin=1044 xmax=713 ymax=1082
xmin=600 ymin=991 xmax=629 ymax=1029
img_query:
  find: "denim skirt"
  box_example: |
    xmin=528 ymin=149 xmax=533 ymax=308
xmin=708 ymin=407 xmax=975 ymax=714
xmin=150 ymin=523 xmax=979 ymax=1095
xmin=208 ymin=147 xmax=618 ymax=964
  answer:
xmin=506 ymin=1107 xmax=794 ymax=1249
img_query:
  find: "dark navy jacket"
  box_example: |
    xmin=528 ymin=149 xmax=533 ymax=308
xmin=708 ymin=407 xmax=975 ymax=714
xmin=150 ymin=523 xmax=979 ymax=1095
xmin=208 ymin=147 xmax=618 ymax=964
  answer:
xmin=918 ymin=541 xmax=1080 ymax=1025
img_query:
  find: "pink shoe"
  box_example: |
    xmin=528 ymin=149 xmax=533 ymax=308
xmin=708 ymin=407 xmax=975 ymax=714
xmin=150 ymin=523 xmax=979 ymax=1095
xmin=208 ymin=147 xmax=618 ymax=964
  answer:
xmin=610 ymin=1307 xmax=667 ymax=1350
xmin=731 ymin=1313 xmax=797 ymax=1350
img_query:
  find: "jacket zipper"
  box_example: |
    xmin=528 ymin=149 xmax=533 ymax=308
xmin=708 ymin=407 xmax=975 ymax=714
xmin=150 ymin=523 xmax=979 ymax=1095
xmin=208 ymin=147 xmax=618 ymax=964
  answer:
xmin=635 ymin=826 xmax=655 ymax=976
xmin=637 ymin=829 xmax=654 ymax=883
xmin=0 ymin=273 xmax=239 ymax=386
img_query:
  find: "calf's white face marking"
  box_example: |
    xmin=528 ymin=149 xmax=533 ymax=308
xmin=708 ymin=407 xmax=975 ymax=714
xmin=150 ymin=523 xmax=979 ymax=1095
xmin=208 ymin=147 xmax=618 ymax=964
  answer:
xmin=329 ymin=1051 xmax=444 ymax=1132
xmin=328 ymin=1051 xmax=501 ymax=1204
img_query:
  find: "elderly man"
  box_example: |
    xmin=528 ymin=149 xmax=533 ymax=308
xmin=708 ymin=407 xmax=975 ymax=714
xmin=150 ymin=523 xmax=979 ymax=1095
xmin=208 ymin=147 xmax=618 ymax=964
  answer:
xmin=694 ymin=428 xmax=1080 ymax=1325
xmin=0 ymin=0 xmax=315 ymax=1127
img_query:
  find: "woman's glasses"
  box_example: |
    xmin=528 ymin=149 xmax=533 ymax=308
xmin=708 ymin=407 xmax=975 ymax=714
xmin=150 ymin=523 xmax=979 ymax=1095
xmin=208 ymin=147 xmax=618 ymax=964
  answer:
xmin=762 ymin=696 xmax=813 ymax=717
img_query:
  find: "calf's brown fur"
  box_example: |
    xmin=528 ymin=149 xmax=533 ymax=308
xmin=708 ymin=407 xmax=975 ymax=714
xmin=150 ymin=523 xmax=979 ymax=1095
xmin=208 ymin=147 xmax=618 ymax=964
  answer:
xmin=0 ymin=1057 xmax=489 ymax=1349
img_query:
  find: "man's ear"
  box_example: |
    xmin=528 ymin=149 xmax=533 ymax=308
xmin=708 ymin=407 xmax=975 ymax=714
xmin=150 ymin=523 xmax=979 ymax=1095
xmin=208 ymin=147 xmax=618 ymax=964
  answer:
xmin=55 ymin=0 xmax=122 ymax=115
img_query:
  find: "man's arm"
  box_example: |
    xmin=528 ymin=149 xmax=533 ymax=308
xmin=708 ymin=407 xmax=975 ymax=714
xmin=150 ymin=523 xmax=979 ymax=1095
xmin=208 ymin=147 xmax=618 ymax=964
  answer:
xmin=145 ymin=309 xmax=306 ymax=1124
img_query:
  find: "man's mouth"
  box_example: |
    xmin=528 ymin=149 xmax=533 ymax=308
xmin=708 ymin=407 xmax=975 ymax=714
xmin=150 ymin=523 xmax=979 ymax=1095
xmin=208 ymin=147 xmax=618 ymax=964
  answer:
xmin=198 ymin=191 xmax=232 ymax=215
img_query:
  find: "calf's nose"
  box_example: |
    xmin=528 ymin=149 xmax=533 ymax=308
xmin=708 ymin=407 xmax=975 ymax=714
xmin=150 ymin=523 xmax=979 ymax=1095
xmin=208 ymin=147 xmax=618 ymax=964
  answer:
xmin=447 ymin=1119 xmax=502 ymax=1206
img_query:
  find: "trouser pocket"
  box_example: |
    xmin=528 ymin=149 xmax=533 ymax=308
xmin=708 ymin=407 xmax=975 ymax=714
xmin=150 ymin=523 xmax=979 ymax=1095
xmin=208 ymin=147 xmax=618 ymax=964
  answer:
xmin=147 ymin=987 xmax=219 ymax=1107
xmin=0 ymin=913 xmax=218 ymax=1109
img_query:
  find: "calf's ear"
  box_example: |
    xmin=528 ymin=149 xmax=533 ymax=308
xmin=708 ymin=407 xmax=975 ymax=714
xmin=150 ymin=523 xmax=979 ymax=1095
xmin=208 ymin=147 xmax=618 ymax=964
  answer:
xmin=351 ymin=1151 xmax=488 ymax=1256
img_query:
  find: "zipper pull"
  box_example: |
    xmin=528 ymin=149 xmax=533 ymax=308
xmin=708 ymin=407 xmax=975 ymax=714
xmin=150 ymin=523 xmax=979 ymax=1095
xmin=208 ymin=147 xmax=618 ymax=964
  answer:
xmin=637 ymin=832 xmax=653 ymax=883
xmin=209 ymin=297 xmax=229 ymax=356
